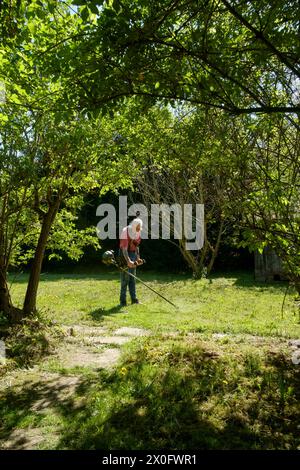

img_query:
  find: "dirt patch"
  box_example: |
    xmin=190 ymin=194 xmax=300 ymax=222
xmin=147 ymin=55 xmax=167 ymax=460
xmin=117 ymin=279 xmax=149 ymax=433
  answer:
xmin=42 ymin=324 xmax=151 ymax=371
xmin=59 ymin=346 xmax=122 ymax=369
xmin=0 ymin=323 xmax=152 ymax=450
xmin=0 ymin=427 xmax=45 ymax=450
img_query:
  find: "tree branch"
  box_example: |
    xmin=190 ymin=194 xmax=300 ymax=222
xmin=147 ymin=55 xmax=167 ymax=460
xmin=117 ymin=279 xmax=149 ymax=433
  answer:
xmin=221 ymin=0 xmax=300 ymax=78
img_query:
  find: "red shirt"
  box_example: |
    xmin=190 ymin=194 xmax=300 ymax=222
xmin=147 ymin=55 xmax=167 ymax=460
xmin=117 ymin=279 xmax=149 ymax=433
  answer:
xmin=120 ymin=227 xmax=141 ymax=252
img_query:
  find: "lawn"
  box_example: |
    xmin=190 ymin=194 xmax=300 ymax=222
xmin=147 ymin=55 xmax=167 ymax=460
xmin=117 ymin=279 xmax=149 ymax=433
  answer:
xmin=9 ymin=270 xmax=300 ymax=337
xmin=0 ymin=270 xmax=299 ymax=450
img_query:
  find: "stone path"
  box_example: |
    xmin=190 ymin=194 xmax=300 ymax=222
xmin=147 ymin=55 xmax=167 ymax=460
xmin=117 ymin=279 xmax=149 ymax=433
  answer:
xmin=56 ymin=324 xmax=150 ymax=369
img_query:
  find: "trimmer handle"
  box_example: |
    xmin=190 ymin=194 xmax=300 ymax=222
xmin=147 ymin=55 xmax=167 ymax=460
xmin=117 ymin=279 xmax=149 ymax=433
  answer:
xmin=135 ymin=258 xmax=146 ymax=266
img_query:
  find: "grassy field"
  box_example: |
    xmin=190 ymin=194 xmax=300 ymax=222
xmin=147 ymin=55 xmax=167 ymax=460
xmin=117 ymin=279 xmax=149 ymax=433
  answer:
xmin=8 ymin=270 xmax=300 ymax=337
xmin=1 ymin=270 xmax=299 ymax=450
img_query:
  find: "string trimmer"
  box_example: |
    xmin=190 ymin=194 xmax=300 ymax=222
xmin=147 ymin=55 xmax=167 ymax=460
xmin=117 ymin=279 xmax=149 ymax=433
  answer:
xmin=102 ymin=250 xmax=178 ymax=309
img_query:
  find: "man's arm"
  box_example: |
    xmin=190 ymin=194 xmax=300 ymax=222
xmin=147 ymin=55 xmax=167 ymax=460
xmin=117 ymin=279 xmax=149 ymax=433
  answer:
xmin=136 ymin=246 xmax=144 ymax=265
xmin=122 ymin=248 xmax=130 ymax=263
xmin=122 ymin=248 xmax=135 ymax=268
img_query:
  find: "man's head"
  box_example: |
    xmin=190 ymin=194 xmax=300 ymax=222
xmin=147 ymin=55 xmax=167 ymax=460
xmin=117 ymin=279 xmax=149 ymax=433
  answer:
xmin=129 ymin=218 xmax=143 ymax=238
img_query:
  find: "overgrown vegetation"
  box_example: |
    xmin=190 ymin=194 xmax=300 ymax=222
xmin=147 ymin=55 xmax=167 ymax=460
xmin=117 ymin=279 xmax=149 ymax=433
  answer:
xmin=0 ymin=314 xmax=63 ymax=375
xmin=59 ymin=335 xmax=299 ymax=450
xmin=1 ymin=333 xmax=299 ymax=450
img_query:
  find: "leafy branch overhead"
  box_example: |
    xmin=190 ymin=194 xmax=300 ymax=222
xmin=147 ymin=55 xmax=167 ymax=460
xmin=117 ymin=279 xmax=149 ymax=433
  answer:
xmin=64 ymin=0 xmax=300 ymax=115
xmin=0 ymin=0 xmax=299 ymax=323
xmin=1 ymin=1 xmax=299 ymax=116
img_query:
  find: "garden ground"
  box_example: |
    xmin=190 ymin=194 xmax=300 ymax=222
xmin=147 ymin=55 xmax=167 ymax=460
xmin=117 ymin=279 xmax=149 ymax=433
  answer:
xmin=0 ymin=271 xmax=299 ymax=450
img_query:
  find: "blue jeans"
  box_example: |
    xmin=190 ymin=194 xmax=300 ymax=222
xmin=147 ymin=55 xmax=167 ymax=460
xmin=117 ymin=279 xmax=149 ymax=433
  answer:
xmin=120 ymin=251 xmax=137 ymax=304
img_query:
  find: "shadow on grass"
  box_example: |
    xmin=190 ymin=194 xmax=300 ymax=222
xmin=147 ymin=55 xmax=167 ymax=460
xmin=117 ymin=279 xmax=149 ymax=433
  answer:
xmin=197 ymin=270 xmax=291 ymax=294
xmin=56 ymin=344 xmax=300 ymax=450
xmin=8 ymin=271 xmax=190 ymax=285
xmin=1 ymin=339 xmax=299 ymax=450
xmin=221 ymin=271 xmax=289 ymax=291
xmin=90 ymin=305 xmax=126 ymax=321
xmin=0 ymin=374 xmax=96 ymax=449
xmin=9 ymin=270 xmax=290 ymax=296
xmin=8 ymin=271 xmax=120 ymax=284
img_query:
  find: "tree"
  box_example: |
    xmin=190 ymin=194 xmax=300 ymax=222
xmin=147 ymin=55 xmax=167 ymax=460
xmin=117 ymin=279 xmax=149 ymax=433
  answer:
xmin=1 ymin=0 xmax=299 ymax=317
xmin=234 ymin=114 xmax=300 ymax=295
xmin=0 ymin=105 xmax=30 ymax=322
xmin=0 ymin=100 xmax=134 ymax=320
xmin=59 ymin=0 xmax=300 ymax=116
xmin=2 ymin=1 xmax=299 ymax=118
xmin=118 ymin=106 xmax=237 ymax=277
xmin=0 ymin=1 xmax=135 ymax=320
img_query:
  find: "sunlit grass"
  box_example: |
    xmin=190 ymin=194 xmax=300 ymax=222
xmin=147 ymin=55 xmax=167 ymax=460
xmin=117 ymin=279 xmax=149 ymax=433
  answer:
xmin=9 ymin=270 xmax=300 ymax=338
xmin=1 ymin=271 xmax=300 ymax=450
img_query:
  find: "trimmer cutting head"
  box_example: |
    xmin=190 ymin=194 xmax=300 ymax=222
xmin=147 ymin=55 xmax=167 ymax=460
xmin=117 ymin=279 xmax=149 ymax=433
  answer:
xmin=102 ymin=250 xmax=116 ymax=265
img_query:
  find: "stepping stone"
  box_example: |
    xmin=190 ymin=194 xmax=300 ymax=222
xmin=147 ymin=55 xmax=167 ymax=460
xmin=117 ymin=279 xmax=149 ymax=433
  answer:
xmin=62 ymin=325 xmax=108 ymax=336
xmin=30 ymin=375 xmax=82 ymax=411
xmin=212 ymin=333 xmax=228 ymax=339
xmin=85 ymin=336 xmax=130 ymax=345
xmin=291 ymin=351 xmax=300 ymax=365
xmin=288 ymin=339 xmax=300 ymax=348
xmin=114 ymin=327 xmax=150 ymax=336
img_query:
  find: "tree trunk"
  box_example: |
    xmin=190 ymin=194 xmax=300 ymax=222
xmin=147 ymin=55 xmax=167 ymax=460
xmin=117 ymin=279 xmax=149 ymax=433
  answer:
xmin=0 ymin=265 xmax=23 ymax=323
xmin=23 ymin=197 xmax=61 ymax=316
xmin=207 ymin=218 xmax=224 ymax=274
xmin=0 ymin=265 xmax=12 ymax=314
xmin=0 ymin=198 xmax=23 ymax=323
xmin=178 ymin=238 xmax=204 ymax=279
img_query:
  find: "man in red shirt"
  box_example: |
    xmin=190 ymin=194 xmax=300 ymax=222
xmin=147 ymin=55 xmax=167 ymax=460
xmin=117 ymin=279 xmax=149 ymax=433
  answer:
xmin=119 ymin=217 xmax=143 ymax=306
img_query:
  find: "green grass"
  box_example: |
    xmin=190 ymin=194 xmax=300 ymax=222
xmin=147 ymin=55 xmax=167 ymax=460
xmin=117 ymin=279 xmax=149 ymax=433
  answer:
xmin=1 ymin=270 xmax=299 ymax=450
xmin=9 ymin=270 xmax=300 ymax=337
xmin=58 ymin=335 xmax=300 ymax=450
xmin=1 ymin=334 xmax=299 ymax=450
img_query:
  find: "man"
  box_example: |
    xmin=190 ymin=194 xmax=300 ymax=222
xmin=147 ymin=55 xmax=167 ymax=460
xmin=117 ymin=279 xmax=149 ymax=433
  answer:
xmin=119 ymin=217 xmax=143 ymax=307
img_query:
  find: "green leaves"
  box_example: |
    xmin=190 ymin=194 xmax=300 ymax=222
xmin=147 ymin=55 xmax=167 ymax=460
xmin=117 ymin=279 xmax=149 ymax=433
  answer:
xmin=65 ymin=0 xmax=300 ymax=115
xmin=81 ymin=6 xmax=90 ymax=22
